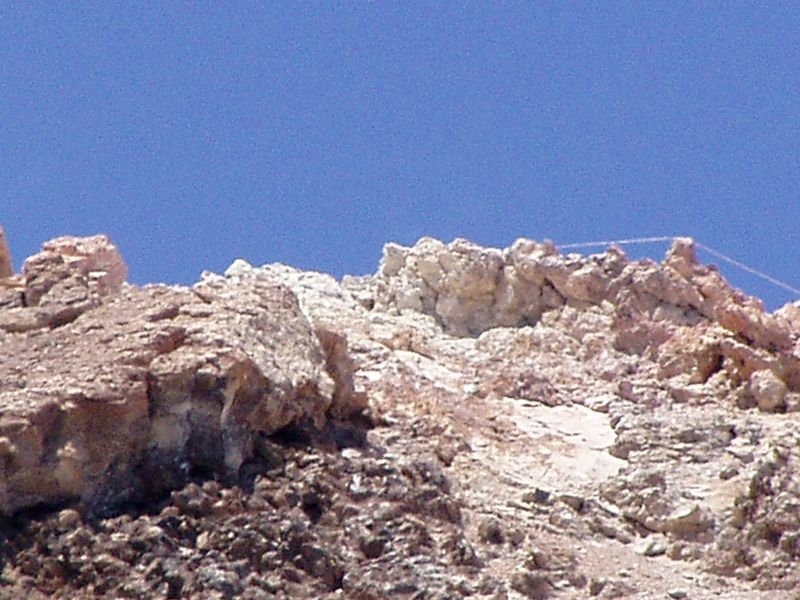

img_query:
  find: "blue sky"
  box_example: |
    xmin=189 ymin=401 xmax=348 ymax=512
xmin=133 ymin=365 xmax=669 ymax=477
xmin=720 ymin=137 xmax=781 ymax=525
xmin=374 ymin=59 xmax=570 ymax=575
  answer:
xmin=2 ymin=3 xmax=799 ymax=310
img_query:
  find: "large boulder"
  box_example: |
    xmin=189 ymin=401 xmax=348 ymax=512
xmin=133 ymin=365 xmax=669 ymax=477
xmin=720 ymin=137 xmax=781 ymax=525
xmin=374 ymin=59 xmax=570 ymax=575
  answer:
xmin=0 ymin=236 xmax=342 ymax=515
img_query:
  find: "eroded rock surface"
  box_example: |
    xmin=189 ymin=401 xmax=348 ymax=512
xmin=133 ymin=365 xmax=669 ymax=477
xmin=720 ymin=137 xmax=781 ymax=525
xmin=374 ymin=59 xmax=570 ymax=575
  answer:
xmin=0 ymin=237 xmax=342 ymax=517
xmin=1 ymin=232 xmax=799 ymax=598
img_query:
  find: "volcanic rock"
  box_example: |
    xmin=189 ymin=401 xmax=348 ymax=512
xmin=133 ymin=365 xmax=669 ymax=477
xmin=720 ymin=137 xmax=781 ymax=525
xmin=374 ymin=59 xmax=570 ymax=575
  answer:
xmin=1 ymin=230 xmax=799 ymax=599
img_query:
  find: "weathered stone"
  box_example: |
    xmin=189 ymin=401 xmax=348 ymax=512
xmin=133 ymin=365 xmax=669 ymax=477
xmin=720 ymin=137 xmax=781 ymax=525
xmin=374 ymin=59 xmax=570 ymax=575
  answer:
xmin=0 ymin=244 xmax=336 ymax=514
xmin=665 ymin=503 xmax=713 ymax=537
xmin=635 ymin=534 xmax=668 ymax=556
xmin=0 ymin=225 xmax=13 ymax=278
xmin=510 ymin=568 xmax=552 ymax=599
xmin=477 ymin=516 xmax=505 ymax=544
xmin=57 ymin=508 xmax=82 ymax=530
xmin=24 ymin=234 xmax=127 ymax=303
xmin=716 ymin=295 xmax=794 ymax=352
xmin=11 ymin=234 xmax=129 ymax=329
xmin=0 ymin=231 xmax=798 ymax=599
xmin=748 ymin=369 xmax=787 ymax=412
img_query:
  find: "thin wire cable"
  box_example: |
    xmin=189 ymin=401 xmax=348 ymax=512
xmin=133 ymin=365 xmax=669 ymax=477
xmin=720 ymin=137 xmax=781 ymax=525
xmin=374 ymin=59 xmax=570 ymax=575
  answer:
xmin=559 ymin=236 xmax=677 ymax=249
xmin=693 ymin=242 xmax=800 ymax=296
xmin=557 ymin=236 xmax=800 ymax=297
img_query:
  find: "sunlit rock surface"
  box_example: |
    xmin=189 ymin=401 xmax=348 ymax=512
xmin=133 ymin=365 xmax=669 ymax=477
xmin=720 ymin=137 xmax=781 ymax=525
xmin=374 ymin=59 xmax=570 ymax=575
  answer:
xmin=1 ymin=231 xmax=798 ymax=598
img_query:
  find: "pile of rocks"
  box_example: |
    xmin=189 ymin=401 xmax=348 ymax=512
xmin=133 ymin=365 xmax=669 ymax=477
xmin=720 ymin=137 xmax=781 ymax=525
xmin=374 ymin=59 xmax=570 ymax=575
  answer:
xmin=0 ymin=229 xmax=798 ymax=598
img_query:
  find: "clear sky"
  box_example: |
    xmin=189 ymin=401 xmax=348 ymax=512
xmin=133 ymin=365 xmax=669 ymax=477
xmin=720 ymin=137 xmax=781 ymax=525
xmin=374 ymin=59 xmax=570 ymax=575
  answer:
xmin=2 ymin=4 xmax=799 ymax=310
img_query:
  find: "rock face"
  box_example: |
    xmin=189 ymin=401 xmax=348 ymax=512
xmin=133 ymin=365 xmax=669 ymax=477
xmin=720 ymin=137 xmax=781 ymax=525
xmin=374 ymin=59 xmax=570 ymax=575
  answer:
xmin=1 ymin=231 xmax=799 ymax=599
xmin=0 ymin=236 xmax=344 ymax=515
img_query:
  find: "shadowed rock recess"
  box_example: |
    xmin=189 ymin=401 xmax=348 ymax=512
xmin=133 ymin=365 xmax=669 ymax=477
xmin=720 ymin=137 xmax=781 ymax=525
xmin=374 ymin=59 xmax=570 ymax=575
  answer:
xmin=0 ymin=232 xmax=798 ymax=599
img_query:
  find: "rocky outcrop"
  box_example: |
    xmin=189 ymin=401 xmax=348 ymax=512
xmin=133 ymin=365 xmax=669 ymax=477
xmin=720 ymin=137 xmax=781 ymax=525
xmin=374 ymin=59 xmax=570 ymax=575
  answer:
xmin=365 ymin=236 xmax=799 ymax=400
xmin=368 ymin=236 xmax=796 ymax=349
xmin=0 ymin=236 xmax=354 ymax=516
xmin=1 ymin=231 xmax=799 ymax=599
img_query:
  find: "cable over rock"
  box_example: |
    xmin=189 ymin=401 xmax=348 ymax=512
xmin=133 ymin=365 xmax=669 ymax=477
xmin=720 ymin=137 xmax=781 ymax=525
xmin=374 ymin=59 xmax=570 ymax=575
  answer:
xmin=1 ymin=231 xmax=800 ymax=598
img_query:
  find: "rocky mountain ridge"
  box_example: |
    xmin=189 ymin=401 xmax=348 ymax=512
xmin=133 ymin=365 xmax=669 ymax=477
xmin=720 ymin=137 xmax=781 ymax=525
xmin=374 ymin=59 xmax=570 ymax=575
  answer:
xmin=0 ymin=228 xmax=798 ymax=598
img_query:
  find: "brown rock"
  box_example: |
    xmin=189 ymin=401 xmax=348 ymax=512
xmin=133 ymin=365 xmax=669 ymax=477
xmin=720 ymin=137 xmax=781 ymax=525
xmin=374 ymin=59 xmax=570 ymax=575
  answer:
xmin=1 ymin=232 xmax=799 ymax=599
xmin=477 ymin=516 xmax=505 ymax=544
xmin=57 ymin=508 xmax=82 ymax=529
xmin=656 ymin=326 xmax=722 ymax=383
xmin=23 ymin=234 xmax=127 ymax=303
xmin=510 ymin=568 xmax=552 ymax=599
xmin=314 ymin=328 xmax=367 ymax=418
xmin=774 ymin=300 xmax=800 ymax=335
xmin=7 ymin=234 xmax=129 ymax=330
xmin=0 ymin=225 xmax=13 ymax=278
xmin=716 ymin=294 xmax=794 ymax=352
xmin=0 ymin=246 xmax=336 ymax=514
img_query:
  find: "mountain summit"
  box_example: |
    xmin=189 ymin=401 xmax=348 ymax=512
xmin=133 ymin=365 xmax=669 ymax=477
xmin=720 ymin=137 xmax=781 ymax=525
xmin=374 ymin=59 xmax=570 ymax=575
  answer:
xmin=1 ymin=231 xmax=798 ymax=598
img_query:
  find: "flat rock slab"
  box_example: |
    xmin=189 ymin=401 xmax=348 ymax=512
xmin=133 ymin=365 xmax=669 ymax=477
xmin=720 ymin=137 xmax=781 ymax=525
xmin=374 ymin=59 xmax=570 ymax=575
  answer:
xmin=460 ymin=397 xmax=626 ymax=495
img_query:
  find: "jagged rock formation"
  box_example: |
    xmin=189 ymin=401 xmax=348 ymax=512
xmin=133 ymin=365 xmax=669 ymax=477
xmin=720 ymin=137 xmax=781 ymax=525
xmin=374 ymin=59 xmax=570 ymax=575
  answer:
xmin=0 ymin=235 xmax=363 ymax=516
xmin=0 ymin=232 xmax=798 ymax=598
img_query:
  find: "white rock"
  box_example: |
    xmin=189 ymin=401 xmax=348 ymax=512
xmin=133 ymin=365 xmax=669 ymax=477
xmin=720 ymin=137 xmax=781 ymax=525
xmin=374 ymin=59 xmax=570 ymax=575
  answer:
xmin=749 ymin=369 xmax=787 ymax=412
